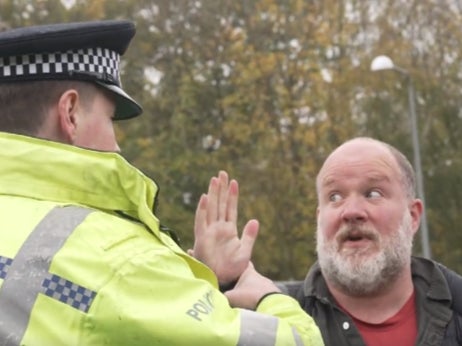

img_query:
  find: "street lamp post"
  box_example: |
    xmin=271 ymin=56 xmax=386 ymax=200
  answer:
xmin=370 ymin=55 xmax=432 ymax=259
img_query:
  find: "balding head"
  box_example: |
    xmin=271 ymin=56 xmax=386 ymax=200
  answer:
xmin=316 ymin=137 xmax=416 ymax=200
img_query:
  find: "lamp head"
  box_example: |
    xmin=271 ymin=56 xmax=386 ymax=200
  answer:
xmin=371 ymin=55 xmax=395 ymax=71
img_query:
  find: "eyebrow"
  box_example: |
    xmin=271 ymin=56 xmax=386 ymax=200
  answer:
xmin=321 ymin=173 xmax=392 ymax=189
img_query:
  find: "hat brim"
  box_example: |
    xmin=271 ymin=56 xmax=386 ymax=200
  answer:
xmin=95 ymin=82 xmax=142 ymax=120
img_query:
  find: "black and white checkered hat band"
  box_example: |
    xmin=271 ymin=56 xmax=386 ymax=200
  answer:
xmin=0 ymin=47 xmax=121 ymax=85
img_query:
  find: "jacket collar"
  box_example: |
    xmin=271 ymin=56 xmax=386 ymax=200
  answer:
xmin=411 ymin=256 xmax=452 ymax=304
xmin=303 ymin=261 xmax=335 ymax=304
xmin=0 ymin=132 xmax=160 ymax=235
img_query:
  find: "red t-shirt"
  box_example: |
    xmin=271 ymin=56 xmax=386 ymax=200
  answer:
xmin=349 ymin=290 xmax=418 ymax=346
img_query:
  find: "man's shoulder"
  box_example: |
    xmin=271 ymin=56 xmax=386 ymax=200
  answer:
xmin=276 ymin=262 xmax=329 ymax=313
xmin=412 ymin=256 xmax=462 ymax=314
xmin=437 ymin=262 xmax=462 ymax=314
xmin=437 ymin=264 xmax=462 ymax=345
xmin=276 ymin=280 xmax=304 ymax=297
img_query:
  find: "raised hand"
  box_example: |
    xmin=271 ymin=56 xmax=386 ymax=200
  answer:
xmin=192 ymin=171 xmax=259 ymax=286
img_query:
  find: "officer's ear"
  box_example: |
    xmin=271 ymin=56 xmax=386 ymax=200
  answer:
xmin=57 ymin=89 xmax=81 ymax=144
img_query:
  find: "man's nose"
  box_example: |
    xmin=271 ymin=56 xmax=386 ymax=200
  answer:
xmin=341 ymin=196 xmax=368 ymax=223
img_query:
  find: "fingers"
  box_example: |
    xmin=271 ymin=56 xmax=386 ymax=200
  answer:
xmin=240 ymin=219 xmax=259 ymax=258
xmin=206 ymin=177 xmax=218 ymax=224
xmin=194 ymin=194 xmax=207 ymax=237
xmin=217 ymin=171 xmax=229 ymax=220
xmin=223 ymin=290 xmax=239 ymax=307
xmin=226 ymin=179 xmax=239 ymax=223
xmin=223 ymin=262 xmax=258 ymax=309
xmin=207 ymin=171 xmax=230 ymax=223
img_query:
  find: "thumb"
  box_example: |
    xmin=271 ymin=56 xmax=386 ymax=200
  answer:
xmin=240 ymin=219 xmax=259 ymax=257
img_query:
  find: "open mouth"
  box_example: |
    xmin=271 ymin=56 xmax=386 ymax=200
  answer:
xmin=339 ymin=230 xmax=377 ymax=248
xmin=347 ymin=234 xmax=365 ymax=241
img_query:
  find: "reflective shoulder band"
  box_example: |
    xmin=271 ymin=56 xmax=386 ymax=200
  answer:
xmin=238 ymin=309 xmax=278 ymax=345
xmin=238 ymin=309 xmax=304 ymax=346
xmin=0 ymin=206 xmax=93 ymax=346
xmin=292 ymin=326 xmax=303 ymax=346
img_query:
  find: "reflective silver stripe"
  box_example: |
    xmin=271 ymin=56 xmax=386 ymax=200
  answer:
xmin=237 ymin=309 xmax=278 ymax=346
xmin=0 ymin=206 xmax=92 ymax=346
xmin=292 ymin=327 xmax=303 ymax=346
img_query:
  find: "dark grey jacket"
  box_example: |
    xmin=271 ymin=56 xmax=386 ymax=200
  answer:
xmin=282 ymin=257 xmax=462 ymax=346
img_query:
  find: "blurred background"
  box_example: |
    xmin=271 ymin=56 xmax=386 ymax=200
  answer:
xmin=1 ymin=0 xmax=461 ymax=279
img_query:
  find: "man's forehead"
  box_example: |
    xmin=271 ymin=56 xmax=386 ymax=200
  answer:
xmin=325 ymin=139 xmax=397 ymax=167
xmin=333 ymin=138 xmax=391 ymax=157
xmin=320 ymin=170 xmax=393 ymax=188
xmin=317 ymin=139 xmax=401 ymax=187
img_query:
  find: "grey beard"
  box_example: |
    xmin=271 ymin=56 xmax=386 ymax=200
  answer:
xmin=318 ymin=248 xmax=404 ymax=296
xmin=316 ymin=214 xmax=413 ymax=296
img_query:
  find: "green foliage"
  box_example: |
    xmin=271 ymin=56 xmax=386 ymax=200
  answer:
xmin=2 ymin=0 xmax=461 ymax=277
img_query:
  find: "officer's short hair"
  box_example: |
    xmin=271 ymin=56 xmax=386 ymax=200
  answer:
xmin=0 ymin=81 xmax=98 ymax=135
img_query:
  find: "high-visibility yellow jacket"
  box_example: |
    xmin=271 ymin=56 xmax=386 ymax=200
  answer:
xmin=0 ymin=132 xmax=323 ymax=346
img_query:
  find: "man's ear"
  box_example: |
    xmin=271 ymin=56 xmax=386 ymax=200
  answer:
xmin=409 ymin=199 xmax=423 ymax=236
xmin=57 ymin=89 xmax=80 ymax=144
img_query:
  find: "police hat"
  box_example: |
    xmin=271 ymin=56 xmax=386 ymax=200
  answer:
xmin=0 ymin=20 xmax=142 ymax=120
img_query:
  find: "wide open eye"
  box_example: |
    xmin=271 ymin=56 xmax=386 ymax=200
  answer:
xmin=329 ymin=192 xmax=342 ymax=202
xmin=366 ymin=189 xmax=382 ymax=199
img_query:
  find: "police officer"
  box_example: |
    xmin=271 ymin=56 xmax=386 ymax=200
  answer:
xmin=0 ymin=20 xmax=323 ymax=345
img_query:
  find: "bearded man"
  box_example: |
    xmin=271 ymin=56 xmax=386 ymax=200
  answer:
xmin=291 ymin=137 xmax=462 ymax=346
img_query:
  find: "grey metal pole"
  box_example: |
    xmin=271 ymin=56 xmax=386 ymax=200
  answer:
xmin=407 ymin=77 xmax=432 ymax=258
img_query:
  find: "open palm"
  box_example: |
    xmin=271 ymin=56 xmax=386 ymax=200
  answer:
xmin=192 ymin=171 xmax=259 ymax=285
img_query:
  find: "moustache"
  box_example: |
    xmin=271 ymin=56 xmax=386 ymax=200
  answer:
xmin=335 ymin=225 xmax=380 ymax=244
